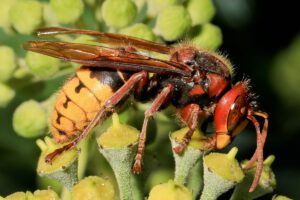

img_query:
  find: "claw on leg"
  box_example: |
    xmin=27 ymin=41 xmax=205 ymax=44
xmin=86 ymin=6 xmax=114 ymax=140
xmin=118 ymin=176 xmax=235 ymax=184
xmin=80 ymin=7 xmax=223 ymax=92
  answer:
xmin=173 ymin=142 xmax=186 ymax=154
xmin=174 ymin=104 xmax=200 ymax=154
xmin=132 ymin=160 xmax=142 ymax=174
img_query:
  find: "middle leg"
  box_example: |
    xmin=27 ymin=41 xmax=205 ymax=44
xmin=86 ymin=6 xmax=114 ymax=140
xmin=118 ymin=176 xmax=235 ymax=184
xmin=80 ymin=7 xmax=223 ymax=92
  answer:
xmin=132 ymin=84 xmax=174 ymax=173
xmin=173 ymin=103 xmax=200 ymax=154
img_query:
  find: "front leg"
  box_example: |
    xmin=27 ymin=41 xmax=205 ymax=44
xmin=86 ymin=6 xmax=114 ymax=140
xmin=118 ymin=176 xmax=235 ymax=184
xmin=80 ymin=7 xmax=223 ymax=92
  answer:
xmin=173 ymin=104 xmax=200 ymax=154
xmin=132 ymin=84 xmax=174 ymax=173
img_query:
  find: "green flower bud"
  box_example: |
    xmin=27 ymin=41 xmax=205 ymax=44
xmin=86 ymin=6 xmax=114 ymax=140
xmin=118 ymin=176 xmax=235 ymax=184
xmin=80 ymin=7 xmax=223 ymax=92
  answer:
xmin=119 ymin=23 xmax=156 ymax=41
xmin=145 ymin=169 xmax=174 ymax=192
xmin=98 ymin=113 xmax=142 ymax=200
xmin=270 ymin=35 xmax=300 ymax=105
xmin=192 ymin=23 xmax=223 ymax=50
xmin=10 ymin=0 xmax=43 ymax=34
xmin=273 ymin=195 xmax=293 ymax=200
xmin=0 ymin=46 xmax=17 ymax=82
xmin=200 ymin=147 xmax=245 ymax=200
xmin=50 ymin=0 xmax=84 ymax=24
xmin=36 ymin=137 xmax=79 ymax=190
xmin=27 ymin=189 xmax=59 ymax=200
xmin=98 ymin=113 xmax=139 ymax=148
xmin=187 ymin=0 xmax=216 ymax=25
xmin=42 ymin=3 xmax=59 ymax=27
xmin=0 ymin=83 xmax=15 ymax=108
xmin=0 ymin=0 xmax=17 ymax=32
xmin=230 ymin=155 xmax=277 ymax=200
xmin=148 ymin=180 xmax=193 ymax=200
xmin=5 ymin=192 xmax=26 ymax=200
xmin=13 ymin=100 xmax=47 ymax=138
xmin=102 ymin=0 xmax=137 ymax=29
xmin=13 ymin=67 xmax=31 ymax=80
xmin=147 ymin=0 xmax=180 ymax=17
xmin=170 ymin=127 xmax=206 ymax=150
xmin=25 ymin=51 xmax=60 ymax=79
xmin=72 ymin=176 xmax=115 ymax=200
xmin=156 ymin=5 xmax=192 ymax=41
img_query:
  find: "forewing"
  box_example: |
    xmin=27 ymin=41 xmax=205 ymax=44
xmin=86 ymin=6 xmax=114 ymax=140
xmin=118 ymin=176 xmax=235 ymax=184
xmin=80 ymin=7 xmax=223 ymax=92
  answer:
xmin=37 ymin=27 xmax=172 ymax=54
xmin=24 ymin=41 xmax=192 ymax=76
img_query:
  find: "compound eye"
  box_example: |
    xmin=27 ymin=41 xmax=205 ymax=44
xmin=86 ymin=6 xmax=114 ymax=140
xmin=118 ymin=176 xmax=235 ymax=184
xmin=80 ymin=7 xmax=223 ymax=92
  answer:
xmin=227 ymin=96 xmax=247 ymax=131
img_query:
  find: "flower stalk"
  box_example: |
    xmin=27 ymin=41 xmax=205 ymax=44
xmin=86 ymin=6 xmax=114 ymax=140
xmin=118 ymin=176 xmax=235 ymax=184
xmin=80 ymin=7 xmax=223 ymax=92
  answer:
xmin=97 ymin=113 xmax=142 ymax=200
xmin=200 ymin=147 xmax=245 ymax=200
xmin=36 ymin=137 xmax=79 ymax=190
xmin=170 ymin=127 xmax=206 ymax=186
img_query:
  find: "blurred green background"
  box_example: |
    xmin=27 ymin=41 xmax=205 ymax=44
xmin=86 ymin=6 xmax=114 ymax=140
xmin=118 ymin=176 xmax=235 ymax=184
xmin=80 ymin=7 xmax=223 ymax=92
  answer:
xmin=0 ymin=0 xmax=300 ymax=199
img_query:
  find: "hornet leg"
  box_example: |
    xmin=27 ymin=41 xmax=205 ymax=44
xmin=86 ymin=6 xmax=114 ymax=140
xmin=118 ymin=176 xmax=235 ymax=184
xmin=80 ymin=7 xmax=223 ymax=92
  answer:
xmin=244 ymin=112 xmax=269 ymax=170
xmin=132 ymin=84 xmax=174 ymax=173
xmin=173 ymin=104 xmax=200 ymax=154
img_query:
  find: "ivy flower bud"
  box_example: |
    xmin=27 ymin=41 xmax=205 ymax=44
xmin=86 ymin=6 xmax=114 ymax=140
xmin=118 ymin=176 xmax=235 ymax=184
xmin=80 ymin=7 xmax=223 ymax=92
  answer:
xmin=9 ymin=0 xmax=43 ymax=34
xmin=192 ymin=23 xmax=223 ymax=50
xmin=0 ymin=46 xmax=17 ymax=82
xmin=102 ymin=0 xmax=137 ymax=29
xmin=119 ymin=23 xmax=156 ymax=41
xmin=42 ymin=3 xmax=59 ymax=27
xmin=273 ymin=195 xmax=293 ymax=200
xmin=25 ymin=52 xmax=60 ymax=79
xmin=147 ymin=0 xmax=180 ymax=17
xmin=50 ymin=0 xmax=84 ymax=24
xmin=0 ymin=83 xmax=15 ymax=108
xmin=145 ymin=169 xmax=174 ymax=192
xmin=98 ymin=113 xmax=139 ymax=148
xmin=187 ymin=0 xmax=216 ymax=26
xmin=13 ymin=100 xmax=47 ymax=138
xmin=26 ymin=189 xmax=59 ymax=200
xmin=0 ymin=0 xmax=17 ymax=33
xmin=148 ymin=180 xmax=193 ymax=200
xmin=71 ymin=176 xmax=115 ymax=200
xmin=4 ymin=192 xmax=26 ymax=200
xmin=156 ymin=5 xmax=192 ymax=41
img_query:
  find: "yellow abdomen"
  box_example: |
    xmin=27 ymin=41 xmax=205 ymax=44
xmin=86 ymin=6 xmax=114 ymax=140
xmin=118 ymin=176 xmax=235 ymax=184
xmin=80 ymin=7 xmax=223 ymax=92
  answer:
xmin=51 ymin=67 xmax=126 ymax=143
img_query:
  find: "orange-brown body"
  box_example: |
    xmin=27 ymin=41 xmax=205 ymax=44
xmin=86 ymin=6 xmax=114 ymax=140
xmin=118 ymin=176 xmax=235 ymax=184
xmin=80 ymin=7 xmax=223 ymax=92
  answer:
xmin=51 ymin=67 xmax=129 ymax=143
